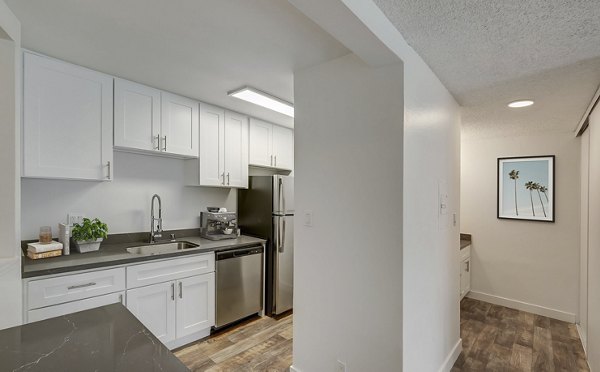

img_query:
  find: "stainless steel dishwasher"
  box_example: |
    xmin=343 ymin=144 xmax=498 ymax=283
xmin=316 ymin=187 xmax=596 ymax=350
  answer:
xmin=215 ymin=245 xmax=264 ymax=328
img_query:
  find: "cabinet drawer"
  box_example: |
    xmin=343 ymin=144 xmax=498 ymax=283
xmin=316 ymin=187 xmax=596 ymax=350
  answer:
xmin=127 ymin=254 xmax=215 ymax=289
xmin=27 ymin=291 xmax=125 ymax=323
xmin=27 ymin=268 xmax=126 ymax=309
xmin=460 ymin=245 xmax=471 ymax=261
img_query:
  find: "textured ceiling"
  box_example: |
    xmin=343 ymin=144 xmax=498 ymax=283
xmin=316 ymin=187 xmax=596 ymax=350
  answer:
xmin=6 ymin=0 xmax=349 ymax=128
xmin=373 ymin=0 xmax=600 ymax=137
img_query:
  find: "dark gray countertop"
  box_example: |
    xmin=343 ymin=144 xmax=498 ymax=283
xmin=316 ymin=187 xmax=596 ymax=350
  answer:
xmin=22 ymin=234 xmax=266 ymax=278
xmin=460 ymin=233 xmax=472 ymax=250
xmin=0 ymin=303 xmax=189 ymax=372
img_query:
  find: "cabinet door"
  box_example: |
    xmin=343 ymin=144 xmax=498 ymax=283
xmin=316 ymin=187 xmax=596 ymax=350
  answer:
xmin=224 ymin=111 xmax=249 ymax=188
xmin=23 ymin=52 xmax=113 ymax=180
xmin=460 ymin=258 xmax=471 ymax=298
xmin=127 ymin=281 xmax=176 ymax=343
xmin=249 ymin=118 xmax=273 ymax=167
xmin=199 ymin=103 xmax=225 ymax=186
xmin=27 ymin=291 xmax=124 ymax=323
xmin=176 ymin=273 xmax=215 ymax=338
xmin=114 ymin=78 xmax=161 ymax=152
xmin=160 ymin=92 xmax=199 ymax=157
xmin=272 ymin=125 xmax=294 ymax=170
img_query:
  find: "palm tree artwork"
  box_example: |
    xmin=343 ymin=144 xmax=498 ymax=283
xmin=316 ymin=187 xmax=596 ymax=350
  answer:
xmin=533 ymin=182 xmax=547 ymax=217
xmin=540 ymin=185 xmax=549 ymax=202
xmin=508 ymin=170 xmax=519 ymax=216
xmin=524 ymin=181 xmax=536 ymax=216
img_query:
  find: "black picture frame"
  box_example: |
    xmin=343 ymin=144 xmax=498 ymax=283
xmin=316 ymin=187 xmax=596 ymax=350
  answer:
xmin=497 ymin=155 xmax=555 ymax=222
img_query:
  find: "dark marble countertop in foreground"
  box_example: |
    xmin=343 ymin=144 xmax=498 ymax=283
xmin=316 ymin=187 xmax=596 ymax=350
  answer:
xmin=0 ymin=303 xmax=189 ymax=372
xmin=22 ymin=233 xmax=266 ymax=278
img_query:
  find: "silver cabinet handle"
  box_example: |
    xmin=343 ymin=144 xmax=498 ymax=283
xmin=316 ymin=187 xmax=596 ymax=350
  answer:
xmin=163 ymin=136 xmax=167 ymax=151
xmin=466 ymin=261 xmax=470 ymax=272
xmin=179 ymin=282 xmax=183 ymax=299
xmin=222 ymin=173 xmax=226 ymax=185
xmin=227 ymin=172 xmax=230 ymax=185
xmin=270 ymin=155 xmax=273 ymax=166
xmin=274 ymin=155 xmax=277 ymax=167
xmin=119 ymin=293 xmax=123 ymax=303
xmin=154 ymin=135 xmax=161 ymax=150
xmin=68 ymin=282 xmax=96 ymax=290
xmin=171 ymin=283 xmax=175 ymax=301
xmin=107 ymin=161 xmax=111 ymax=180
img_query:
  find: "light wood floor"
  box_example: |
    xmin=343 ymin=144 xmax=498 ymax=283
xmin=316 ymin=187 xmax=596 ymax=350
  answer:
xmin=174 ymin=313 xmax=293 ymax=372
xmin=453 ymin=297 xmax=589 ymax=371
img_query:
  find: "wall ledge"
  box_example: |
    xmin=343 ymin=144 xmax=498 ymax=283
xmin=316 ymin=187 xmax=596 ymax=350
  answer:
xmin=467 ymin=291 xmax=576 ymax=323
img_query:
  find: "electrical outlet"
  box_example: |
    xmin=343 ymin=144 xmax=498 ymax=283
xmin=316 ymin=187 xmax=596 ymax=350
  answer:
xmin=304 ymin=211 xmax=313 ymax=227
xmin=68 ymin=213 xmax=85 ymax=226
xmin=336 ymin=360 xmax=346 ymax=372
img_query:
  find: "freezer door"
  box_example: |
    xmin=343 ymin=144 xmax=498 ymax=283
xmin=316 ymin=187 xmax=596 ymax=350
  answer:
xmin=273 ymin=215 xmax=294 ymax=314
xmin=273 ymin=176 xmax=294 ymax=215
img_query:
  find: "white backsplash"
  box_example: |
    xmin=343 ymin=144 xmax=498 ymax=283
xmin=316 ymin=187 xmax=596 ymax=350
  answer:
xmin=21 ymin=151 xmax=236 ymax=239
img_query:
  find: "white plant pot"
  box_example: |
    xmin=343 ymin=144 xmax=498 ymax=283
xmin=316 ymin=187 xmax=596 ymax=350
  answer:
xmin=72 ymin=238 xmax=103 ymax=253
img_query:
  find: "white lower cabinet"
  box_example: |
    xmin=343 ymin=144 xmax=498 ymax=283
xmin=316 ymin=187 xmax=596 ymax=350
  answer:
xmin=127 ymin=281 xmax=177 ymax=343
xmin=176 ymin=273 xmax=215 ymax=339
xmin=24 ymin=253 xmax=216 ymax=349
xmin=126 ymin=273 xmax=215 ymax=346
xmin=27 ymin=291 xmax=125 ymax=323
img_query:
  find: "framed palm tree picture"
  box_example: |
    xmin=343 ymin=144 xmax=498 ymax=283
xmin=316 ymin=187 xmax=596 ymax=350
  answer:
xmin=497 ymin=155 xmax=555 ymax=222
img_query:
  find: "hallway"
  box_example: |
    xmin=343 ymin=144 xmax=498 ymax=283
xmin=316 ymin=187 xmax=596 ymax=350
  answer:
xmin=452 ymin=298 xmax=588 ymax=371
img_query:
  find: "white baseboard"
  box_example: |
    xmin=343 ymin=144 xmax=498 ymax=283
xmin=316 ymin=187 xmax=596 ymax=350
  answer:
xmin=438 ymin=339 xmax=462 ymax=372
xmin=289 ymin=365 xmax=301 ymax=372
xmin=467 ymin=291 xmax=576 ymax=323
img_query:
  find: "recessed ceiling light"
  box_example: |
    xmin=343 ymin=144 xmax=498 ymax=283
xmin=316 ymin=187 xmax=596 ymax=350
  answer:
xmin=508 ymin=100 xmax=534 ymax=108
xmin=228 ymin=86 xmax=294 ymax=118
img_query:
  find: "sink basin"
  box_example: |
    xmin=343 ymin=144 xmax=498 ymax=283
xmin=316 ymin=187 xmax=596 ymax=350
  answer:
xmin=126 ymin=241 xmax=199 ymax=255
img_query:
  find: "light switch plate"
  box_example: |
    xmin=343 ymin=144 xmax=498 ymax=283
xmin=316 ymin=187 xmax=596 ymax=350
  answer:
xmin=304 ymin=211 xmax=313 ymax=227
xmin=68 ymin=213 xmax=85 ymax=226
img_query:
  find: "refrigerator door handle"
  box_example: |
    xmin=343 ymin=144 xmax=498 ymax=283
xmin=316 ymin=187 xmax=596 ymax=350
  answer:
xmin=278 ymin=177 xmax=283 ymax=213
xmin=280 ymin=218 xmax=286 ymax=253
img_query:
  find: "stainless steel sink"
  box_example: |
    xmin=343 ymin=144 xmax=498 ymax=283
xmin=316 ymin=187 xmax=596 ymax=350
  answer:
xmin=126 ymin=241 xmax=199 ymax=255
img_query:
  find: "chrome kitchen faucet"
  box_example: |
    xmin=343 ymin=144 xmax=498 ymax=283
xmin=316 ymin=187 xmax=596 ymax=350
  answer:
xmin=150 ymin=194 xmax=163 ymax=243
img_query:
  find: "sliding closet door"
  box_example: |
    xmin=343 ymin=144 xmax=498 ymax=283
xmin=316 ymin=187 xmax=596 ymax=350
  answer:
xmin=580 ymin=128 xmax=589 ymax=350
xmin=588 ymin=106 xmax=600 ymax=369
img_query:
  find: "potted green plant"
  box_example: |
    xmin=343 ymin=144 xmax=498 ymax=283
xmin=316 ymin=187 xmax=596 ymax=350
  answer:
xmin=71 ymin=218 xmax=108 ymax=253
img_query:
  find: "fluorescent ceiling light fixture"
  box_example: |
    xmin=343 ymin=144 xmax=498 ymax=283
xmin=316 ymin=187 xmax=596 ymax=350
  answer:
xmin=507 ymin=99 xmax=534 ymax=108
xmin=228 ymin=86 xmax=294 ymax=117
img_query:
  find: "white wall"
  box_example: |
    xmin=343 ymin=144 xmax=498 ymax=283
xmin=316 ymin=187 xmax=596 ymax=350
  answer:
xmin=586 ymin=104 xmax=600 ymax=370
xmin=0 ymin=0 xmax=22 ymax=329
xmin=461 ymin=131 xmax=580 ymax=321
xmin=293 ymin=53 xmax=404 ymax=372
xmin=289 ymin=1 xmax=461 ymax=371
xmin=401 ymin=35 xmax=462 ymax=372
xmin=21 ymin=151 xmax=236 ymax=239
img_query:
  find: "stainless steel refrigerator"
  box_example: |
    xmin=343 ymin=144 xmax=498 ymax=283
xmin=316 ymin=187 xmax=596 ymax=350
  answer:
xmin=238 ymin=175 xmax=294 ymax=315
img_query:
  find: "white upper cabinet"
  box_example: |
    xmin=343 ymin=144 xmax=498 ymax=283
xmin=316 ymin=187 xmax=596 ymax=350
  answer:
xmin=114 ymin=78 xmax=161 ymax=152
xmin=272 ymin=125 xmax=294 ymax=170
xmin=191 ymin=104 xmax=248 ymax=188
xmin=249 ymin=118 xmax=293 ymax=170
xmin=249 ymin=119 xmax=273 ymax=167
xmin=114 ymin=78 xmax=198 ymax=158
xmin=224 ymin=111 xmax=249 ymax=188
xmin=198 ymin=103 xmax=225 ymax=187
xmin=23 ymin=52 xmax=113 ymax=181
xmin=161 ymin=92 xmax=199 ymax=157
